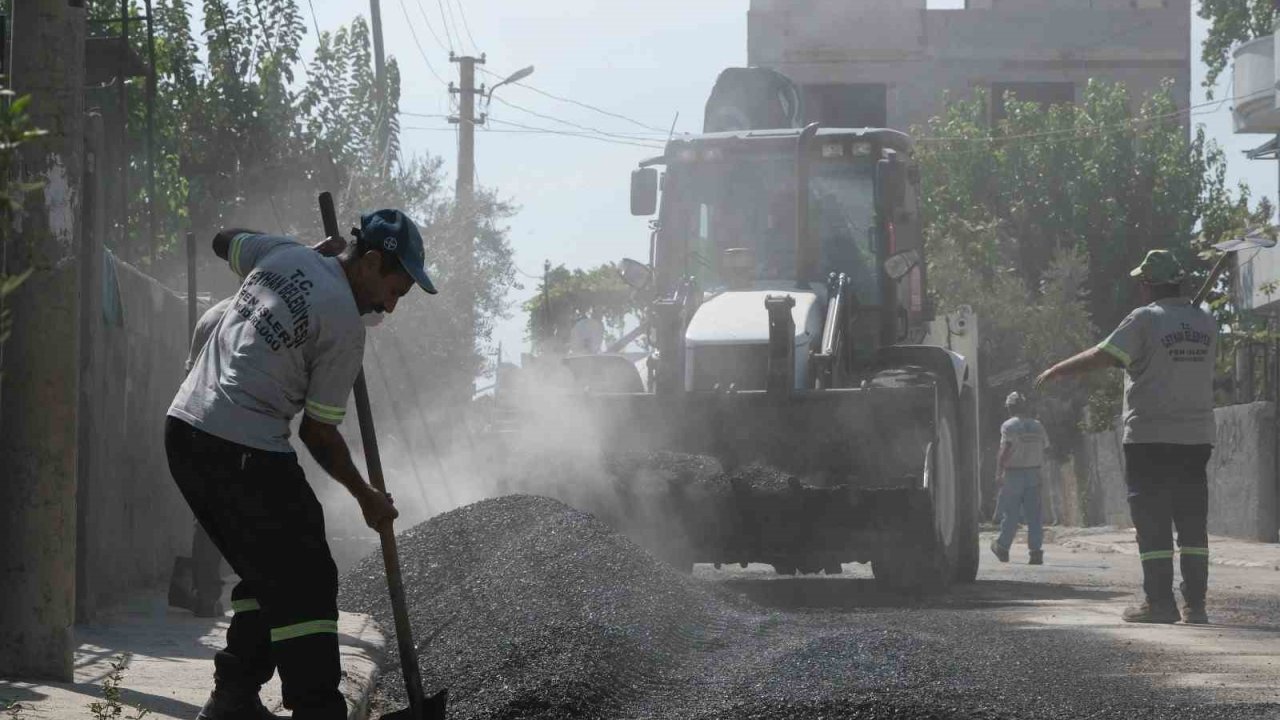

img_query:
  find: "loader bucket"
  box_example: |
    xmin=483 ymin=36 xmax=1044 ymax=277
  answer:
xmin=585 ymin=387 xmax=934 ymax=482
xmin=503 ymin=385 xmax=939 ymax=569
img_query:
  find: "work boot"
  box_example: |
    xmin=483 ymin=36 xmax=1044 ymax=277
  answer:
xmin=1028 ymin=550 xmax=1044 ymax=565
xmin=989 ymin=540 xmax=1009 ymax=563
xmin=1180 ymin=557 xmax=1209 ymax=622
xmin=196 ymin=688 xmax=283 ymax=720
xmin=1180 ymin=604 xmax=1209 ymax=625
xmin=1121 ymin=599 xmax=1180 ymax=624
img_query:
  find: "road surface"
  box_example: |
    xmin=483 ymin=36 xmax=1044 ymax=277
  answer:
xmin=616 ymin=533 xmax=1280 ymax=719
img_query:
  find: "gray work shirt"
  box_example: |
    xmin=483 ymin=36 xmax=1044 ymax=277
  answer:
xmin=1000 ymin=416 xmax=1048 ymax=469
xmin=168 ymin=233 xmax=365 ymax=452
xmin=185 ymin=297 xmax=234 ymax=374
xmin=1097 ymin=298 xmax=1216 ymax=446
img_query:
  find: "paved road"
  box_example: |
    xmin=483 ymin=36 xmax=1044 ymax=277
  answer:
xmin=618 ymin=536 xmax=1280 ymax=719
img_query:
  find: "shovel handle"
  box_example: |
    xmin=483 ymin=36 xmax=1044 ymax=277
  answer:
xmin=1193 ymin=252 xmax=1232 ymax=308
xmin=317 ymin=192 xmax=434 ymax=718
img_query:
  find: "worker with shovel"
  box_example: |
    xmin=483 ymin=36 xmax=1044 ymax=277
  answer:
xmin=165 ymin=209 xmax=437 ymax=719
xmin=1036 ymin=249 xmax=1215 ymax=624
xmin=169 ymin=237 xmax=351 ymax=620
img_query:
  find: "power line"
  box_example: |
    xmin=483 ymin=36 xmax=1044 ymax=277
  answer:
xmin=303 ymin=0 xmax=322 ymax=41
xmin=483 ymin=118 xmax=664 ymax=149
xmin=918 ymin=87 xmax=1272 ymax=145
xmin=489 ymin=95 xmax=670 ymax=143
xmin=404 ymin=122 xmax=664 ymax=149
xmin=395 ymin=0 xmax=451 ymax=87
xmin=440 ymin=0 xmax=466 ymax=54
xmin=413 ymin=0 xmax=452 ymax=53
xmin=450 ymin=0 xmax=482 ymax=55
xmin=513 ymin=264 xmax=544 ymax=280
xmin=477 ymin=66 xmax=672 ymax=134
xmin=434 ymin=0 xmax=457 ymax=51
xmin=367 ymin=341 xmax=435 ymax=513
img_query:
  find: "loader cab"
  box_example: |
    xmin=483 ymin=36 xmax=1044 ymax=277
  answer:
xmin=632 ymin=128 xmax=927 ymax=385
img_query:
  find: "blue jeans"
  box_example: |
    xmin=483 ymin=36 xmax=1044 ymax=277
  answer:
xmin=997 ymin=468 xmax=1042 ymax=552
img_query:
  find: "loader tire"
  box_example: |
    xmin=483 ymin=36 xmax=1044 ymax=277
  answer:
xmin=951 ymin=388 xmax=981 ymax=585
xmin=867 ymin=367 xmax=968 ymax=593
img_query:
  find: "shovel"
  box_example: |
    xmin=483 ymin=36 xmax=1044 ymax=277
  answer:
xmin=318 ymin=192 xmax=448 ymax=720
xmin=1193 ymin=229 xmax=1278 ymax=306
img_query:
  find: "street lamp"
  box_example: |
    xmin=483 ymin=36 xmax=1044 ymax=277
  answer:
xmin=486 ymin=65 xmax=535 ymax=107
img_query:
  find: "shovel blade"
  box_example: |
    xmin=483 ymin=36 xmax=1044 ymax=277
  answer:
xmin=377 ymin=689 xmax=448 ymax=720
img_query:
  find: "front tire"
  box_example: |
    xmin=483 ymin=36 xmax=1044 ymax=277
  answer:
xmin=868 ymin=368 xmax=971 ymax=592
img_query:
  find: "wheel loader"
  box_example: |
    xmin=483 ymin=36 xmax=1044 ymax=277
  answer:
xmin=498 ymin=69 xmax=982 ymax=590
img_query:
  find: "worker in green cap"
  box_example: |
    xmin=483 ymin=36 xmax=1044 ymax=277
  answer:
xmin=1035 ymin=249 xmax=1215 ymax=625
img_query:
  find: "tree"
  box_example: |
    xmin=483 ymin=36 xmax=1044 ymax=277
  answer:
xmin=0 ymin=87 xmax=46 ymax=388
xmin=522 ymin=263 xmax=647 ymax=354
xmin=85 ymin=0 xmax=518 ymax=404
xmin=917 ymin=80 xmax=1264 ymax=436
xmin=1199 ymin=0 xmax=1276 ymax=97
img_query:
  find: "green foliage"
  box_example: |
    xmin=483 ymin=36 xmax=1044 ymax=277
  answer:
xmin=83 ymin=0 xmax=517 ymax=400
xmin=0 ymin=85 xmax=46 ymax=378
xmin=917 ymin=80 xmax=1264 ymax=434
xmin=1199 ymin=0 xmax=1276 ymax=97
xmin=522 ymin=263 xmax=645 ymax=354
xmin=87 ymin=655 xmax=149 ymax=720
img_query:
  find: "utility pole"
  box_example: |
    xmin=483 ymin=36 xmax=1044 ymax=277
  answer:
xmin=450 ymin=52 xmax=485 ymax=396
xmin=1 ymin=0 xmax=87 ymax=682
xmin=369 ymin=0 xmax=389 ymax=175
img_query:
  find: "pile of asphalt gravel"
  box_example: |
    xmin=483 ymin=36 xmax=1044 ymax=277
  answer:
xmin=338 ymin=494 xmax=723 ymax=719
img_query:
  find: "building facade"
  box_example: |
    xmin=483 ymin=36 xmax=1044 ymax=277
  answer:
xmin=747 ymin=0 xmax=1191 ymax=132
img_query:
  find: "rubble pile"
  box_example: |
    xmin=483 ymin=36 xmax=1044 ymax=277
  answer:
xmin=338 ymin=494 xmax=720 ymax=720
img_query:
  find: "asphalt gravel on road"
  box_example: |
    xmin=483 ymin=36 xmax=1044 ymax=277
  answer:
xmin=340 ymin=493 xmax=1280 ymax=720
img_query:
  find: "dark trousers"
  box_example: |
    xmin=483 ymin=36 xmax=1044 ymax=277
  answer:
xmin=165 ymin=417 xmax=345 ymax=719
xmin=192 ymin=523 xmax=224 ymax=602
xmin=1123 ymin=443 xmax=1212 ymax=608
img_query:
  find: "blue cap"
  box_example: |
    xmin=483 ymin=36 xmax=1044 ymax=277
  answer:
xmin=359 ymin=209 xmax=438 ymax=294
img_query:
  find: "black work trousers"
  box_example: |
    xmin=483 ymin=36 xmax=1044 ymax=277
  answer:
xmin=1123 ymin=442 xmax=1212 ymax=608
xmin=165 ymin=417 xmax=345 ymax=719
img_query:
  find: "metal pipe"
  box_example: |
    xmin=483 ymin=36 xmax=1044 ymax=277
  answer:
xmin=145 ymin=0 xmax=157 ymax=256
xmin=186 ymin=232 xmax=196 ymax=336
xmin=795 ymin=123 xmax=820 ymax=289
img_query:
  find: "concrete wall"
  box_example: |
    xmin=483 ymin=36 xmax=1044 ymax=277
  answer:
xmin=74 ymin=254 xmax=199 ymax=620
xmin=1062 ymin=403 xmax=1279 ymax=542
xmin=747 ymin=0 xmax=1190 ymax=132
xmin=0 ymin=0 xmax=87 ymax=681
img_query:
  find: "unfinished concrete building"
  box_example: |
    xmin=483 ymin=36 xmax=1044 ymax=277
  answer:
xmin=747 ymin=0 xmax=1191 ymax=132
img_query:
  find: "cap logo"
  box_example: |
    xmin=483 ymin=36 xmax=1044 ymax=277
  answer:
xmin=384 ymin=237 xmax=398 ymax=251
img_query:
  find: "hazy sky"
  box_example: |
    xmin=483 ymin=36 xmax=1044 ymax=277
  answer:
xmin=294 ymin=0 xmax=1275 ymax=366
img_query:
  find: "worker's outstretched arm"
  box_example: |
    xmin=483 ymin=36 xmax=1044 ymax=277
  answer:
xmin=211 ymin=228 xmax=266 ymax=261
xmin=1034 ymin=346 xmax=1121 ymax=388
xmin=299 ymin=416 xmax=398 ymax=530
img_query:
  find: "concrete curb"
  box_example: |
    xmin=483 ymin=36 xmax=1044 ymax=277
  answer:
xmin=0 ymin=603 xmax=389 ymax=720
xmin=336 ymin=612 xmax=386 ymax=720
xmin=1059 ymin=536 xmax=1279 ymax=570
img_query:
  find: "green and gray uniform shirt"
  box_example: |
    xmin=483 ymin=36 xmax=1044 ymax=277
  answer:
xmin=1000 ymin=416 xmax=1048 ymax=469
xmin=1097 ymin=298 xmax=1216 ymax=446
xmin=168 ymin=233 xmax=365 ymax=452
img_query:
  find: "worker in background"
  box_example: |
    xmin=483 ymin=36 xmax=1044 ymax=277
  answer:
xmin=165 ymin=210 xmax=437 ymax=719
xmin=168 ymin=237 xmax=349 ymax=619
xmin=1036 ymin=249 xmax=1215 ymax=625
xmin=990 ymin=391 xmax=1048 ymax=565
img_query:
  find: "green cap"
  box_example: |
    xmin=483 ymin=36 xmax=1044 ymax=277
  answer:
xmin=1129 ymin=249 xmax=1185 ymax=284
